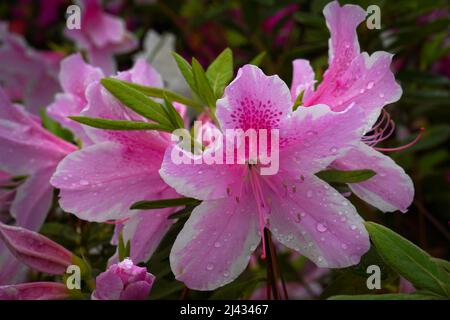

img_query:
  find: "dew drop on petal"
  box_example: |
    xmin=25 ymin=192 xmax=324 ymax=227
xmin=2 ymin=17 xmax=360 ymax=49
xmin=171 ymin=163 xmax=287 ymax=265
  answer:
xmin=306 ymin=190 xmax=313 ymax=198
xmin=79 ymin=180 xmax=89 ymax=186
xmin=206 ymin=263 xmax=214 ymax=271
xmin=316 ymin=222 xmax=328 ymax=233
xmin=367 ymin=81 xmax=374 ymax=89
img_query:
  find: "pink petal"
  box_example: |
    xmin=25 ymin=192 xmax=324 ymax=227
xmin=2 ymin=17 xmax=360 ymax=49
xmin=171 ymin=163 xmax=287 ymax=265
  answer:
xmin=0 ymin=282 xmax=69 ymax=300
xmin=160 ymin=144 xmax=245 ymax=201
xmin=216 ymin=65 xmax=292 ymax=131
xmin=291 ymin=59 xmax=315 ymax=102
xmin=0 ymin=244 xmax=29 ymax=285
xmin=332 ymin=142 xmax=414 ymax=212
xmin=10 ymin=168 xmax=55 ymax=230
xmin=120 ymin=281 xmax=152 ymax=300
xmin=279 ymin=104 xmax=365 ymax=174
xmin=0 ymin=223 xmax=73 ymax=275
xmin=51 ymin=142 xmax=168 ymax=222
xmin=323 ymin=1 xmax=365 ymax=69
xmin=58 ymin=53 xmax=103 ymax=99
xmin=170 ymin=192 xmax=260 ymax=290
xmin=92 ymin=271 xmax=123 ymax=300
xmin=304 ymin=2 xmax=402 ymax=129
xmin=264 ymin=173 xmax=370 ymax=268
xmin=116 ymin=58 xmax=163 ymax=89
xmin=121 ymin=208 xmax=175 ymax=263
xmin=47 ymin=93 xmax=94 ymax=146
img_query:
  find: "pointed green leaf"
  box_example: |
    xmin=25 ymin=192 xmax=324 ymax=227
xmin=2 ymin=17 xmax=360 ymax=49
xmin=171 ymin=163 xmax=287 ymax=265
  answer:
xmin=100 ymin=78 xmax=171 ymax=127
xmin=172 ymin=52 xmax=196 ymax=91
xmin=206 ymin=48 xmax=233 ymax=98
xmin=365 ymin=222 xmax=450 ymax=298
xmin=192 ymin=58 xmax=217 ymax=110
xmin=120 ymin=81 xmax=203 ymax=112
xmin=69 ymin=116 xmax=171 ymax=132
xmin=162 ymin=94 xmax=186 ymax=130
xmin=130 ymin=197 xmax=200 ymax=210
xmin=316 ymin=169 xmax=376 ymax=184
xmin=118 ymin=232 xmax=130 ymax=261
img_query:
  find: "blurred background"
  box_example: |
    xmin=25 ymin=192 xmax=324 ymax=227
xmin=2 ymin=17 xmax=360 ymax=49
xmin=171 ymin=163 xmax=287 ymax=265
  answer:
xmin=0 ymin=0 xmax=449 ymax=299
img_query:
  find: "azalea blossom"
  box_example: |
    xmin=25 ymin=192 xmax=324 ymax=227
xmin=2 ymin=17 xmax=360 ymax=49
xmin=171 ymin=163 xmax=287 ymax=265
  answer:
xmin=47 ymin=53 xmax=104 ymax=146
xmin=0 ymin=88 xmax=76 ymax=284
xmin=0 ymin=89 xmax=76 ymax=230
xmin=291 ymin=1 xmax=414 ymax=212
xmin=92 ymin=258 xmax=155 ymax=300
xmin=65 ymin=0 xmax=137 ymax=75
xmin=51 ymin=59 xmax=182 ymax=264
xmin=160 ymin=64 xmax=370 ymax=290
xmin=0 ymin=22 xmax=61 ymax=114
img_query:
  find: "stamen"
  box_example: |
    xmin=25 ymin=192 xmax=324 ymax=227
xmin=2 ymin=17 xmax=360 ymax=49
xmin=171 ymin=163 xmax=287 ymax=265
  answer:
xmin=249 ymin=167 xmax=268 ymax=260
xmin=375 ymin=127 xmax=425 ymax=152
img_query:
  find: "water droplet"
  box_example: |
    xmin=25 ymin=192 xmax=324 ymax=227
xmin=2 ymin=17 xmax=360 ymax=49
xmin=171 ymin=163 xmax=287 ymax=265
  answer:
xmin=79 ymin=180 xmax=89 ymax=186
xmin=316 ymin=222 xmax=328 ymax=233
xmin=379 ymin=93 xmax=384 ymax=98
xmin=214 ymin=242 xmax=221 ymax=248
xmin=206 ymin=263 xmax=214 ymax=271
xmin=367 ymin=82 xmax=374 ymax=89
xmin=329 ymin=147 xmax=337 ymax=154
xmin=223 ymin=271 xmax=230 ymax=277
xmin=341 ymin=243 xmax=348 ymax=250
xmin=350 ymin=225 xmax=357 ymax=230
xmin=306 ymin=190 xmax=313 ymax=198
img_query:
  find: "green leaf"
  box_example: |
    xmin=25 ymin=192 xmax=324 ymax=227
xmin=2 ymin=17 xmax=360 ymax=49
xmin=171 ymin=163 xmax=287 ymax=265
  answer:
xmin=249 ymin=51 xmax=267 ymax=67
xmin=118 ymin=232 xmax=130 ymax=261
xmin=172 ymin=52 xmax=196 ymax=91
xmin=39 ymin=108 xmax=74 ymax=142
xmin=365 ymin=222 xmax=450 ymax=298
xmin=118 ymin=81 xmax=203 ymax=112
xmin=100 ymin=78 xmax=171 ymax=127
xmin=192 ymin=58 xmax=217 ymax=110
xmin=328 ymin=293 xmax=442 ymax=300
xmin=316 ymin=169 xmax=376 ymax=184
xmin=162 ymin=95 xmax=186 ymax=130
xmin=206 ymin=48 xmax=233 ymax=98
xmin=130 ymin=197 xmax=200 ymax=210
xmin=69 ymin=116 xmax=171 ymax=132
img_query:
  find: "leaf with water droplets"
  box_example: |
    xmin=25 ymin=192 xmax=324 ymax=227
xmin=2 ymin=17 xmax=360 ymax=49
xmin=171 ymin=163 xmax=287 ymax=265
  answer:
xmin=365 ymin=222 xmax=450 ymax=298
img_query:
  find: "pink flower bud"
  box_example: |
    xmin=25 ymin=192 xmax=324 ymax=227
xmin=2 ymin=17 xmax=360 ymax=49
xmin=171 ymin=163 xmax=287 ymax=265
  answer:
xmin=0 ymin=282 xmax=69 ymax=300
xmin=92 ymin=258 xmax=155 ymax=300
xmin=0 ymin=223 xmax=73 ymax=275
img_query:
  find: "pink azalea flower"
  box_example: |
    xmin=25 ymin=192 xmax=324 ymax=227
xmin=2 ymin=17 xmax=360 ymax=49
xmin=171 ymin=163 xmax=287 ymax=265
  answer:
xmin=0 ymin=89 xmax=76 ymax=284
xmin=292 ymin=1 xmax=414 ymax=213
xmin=0 ymin=89 xmax=76 ymax=230
xmin=92 ymin=258 xmax=155 ymax=300
xmin=51 ymin=59 xmax=181 ymax=264
xmin=0 ymin=22 xmax=61 ymax=114
xmin=47 ymin=54 xmax=104 ymax=146
xmin=160 ymin=64 xmax=370 ymax=290
xmin=65 ymin=0 xmax=137 ymax=75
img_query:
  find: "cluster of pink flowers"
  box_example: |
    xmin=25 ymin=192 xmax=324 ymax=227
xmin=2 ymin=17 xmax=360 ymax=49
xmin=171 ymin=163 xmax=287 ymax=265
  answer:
xmin=0 ymin=1 xmax=415 ymax=299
